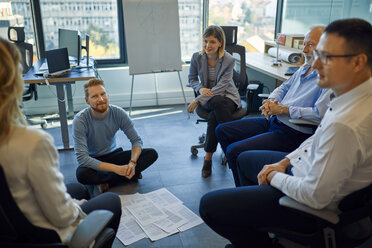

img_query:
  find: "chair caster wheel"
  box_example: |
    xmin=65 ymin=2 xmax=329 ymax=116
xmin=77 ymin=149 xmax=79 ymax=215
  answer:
xmin=191 ymin=147 xmax=198 ymax=156
xmin=199 ymin=133 xmax=206 ymax=144
xmin=41 ymin=122 xmax=47 ymax=129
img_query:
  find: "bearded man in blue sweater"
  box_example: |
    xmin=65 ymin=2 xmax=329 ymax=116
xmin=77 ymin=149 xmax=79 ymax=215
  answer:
xmin=73 ymin=79 xmax=158 ymax=193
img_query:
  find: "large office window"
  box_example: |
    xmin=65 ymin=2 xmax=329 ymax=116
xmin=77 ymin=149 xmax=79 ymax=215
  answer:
xmin=40 ymin=0 xmax=121 ymax=61
xmin=2 ymin=0 xmax=204 ymax=65
xmin=0 ymin=0 xmax=36 ymax=61
xmin=179 ymin=0 xmax=203 ymax=61
xmin=208 ymin=0 xmax=277 ymax=53
xmin=281 ymin=0 xmax=372 ymax=34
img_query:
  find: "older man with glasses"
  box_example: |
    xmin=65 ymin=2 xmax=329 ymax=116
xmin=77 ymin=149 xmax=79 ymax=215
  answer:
xmin=200 ymin=18 xmax=372 ymax=248
xmin=215 ymin=25 xmax=331 ymax=186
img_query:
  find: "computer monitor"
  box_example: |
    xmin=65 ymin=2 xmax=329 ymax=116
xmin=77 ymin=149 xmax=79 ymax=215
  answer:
xmin=83 ymin=34 xmax=90 ymax=66
xmin=58 ymin=28 xmax=81 ymax=65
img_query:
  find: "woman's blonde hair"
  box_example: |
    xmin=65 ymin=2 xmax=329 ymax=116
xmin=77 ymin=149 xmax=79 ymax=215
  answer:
xmin=0 ymin=37 xmax=26 ymax=145
xmin=201 ymin=25 xmax=226 ymax=59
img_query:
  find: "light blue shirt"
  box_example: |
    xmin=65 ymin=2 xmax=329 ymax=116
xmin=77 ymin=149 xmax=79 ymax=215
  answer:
xmin=269 ymin=64 xmax=331 ymax=134
xmin=73 ymin=105 xmax=143 ymax=170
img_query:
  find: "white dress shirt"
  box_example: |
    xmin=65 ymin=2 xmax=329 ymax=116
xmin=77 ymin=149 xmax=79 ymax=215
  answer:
xmin=271 ymin=77 xmax=372 ymax=211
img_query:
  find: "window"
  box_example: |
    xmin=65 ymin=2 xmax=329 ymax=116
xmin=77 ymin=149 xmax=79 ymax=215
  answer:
xmin=40 ymin=0 xmax=121 ymax=62
xmin=0 ymin=0 xmax=37 ymax=63
xmin=208 ymin=0 xmax=278 ymax=53
xmin=178 ymin=0 xmax=203 ymax=61
xmin=281 ymin=0 xmax=372 ymax=34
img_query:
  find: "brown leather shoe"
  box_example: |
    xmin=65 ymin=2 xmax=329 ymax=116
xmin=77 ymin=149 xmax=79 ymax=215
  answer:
xmin=202 ymin=159 xmax=212 ymax=178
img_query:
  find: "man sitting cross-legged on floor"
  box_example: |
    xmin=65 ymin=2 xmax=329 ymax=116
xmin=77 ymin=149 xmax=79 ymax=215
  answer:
xmin=73 ymin=79 xmax=158 ymax=195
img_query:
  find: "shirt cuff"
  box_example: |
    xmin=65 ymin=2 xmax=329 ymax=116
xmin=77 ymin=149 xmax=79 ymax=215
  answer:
xmin=132 ymin=142 xmax=143 ymax=148
xmin=91 ymin=159 xmax=101 ymax=170
xmin=289 ymin=106 xmax=300 ymax=119
xmin=197 ymin=95 xmax=212 ymax=106
xmin=195 ymin=85 xmax=203 ymax=94
xmin=270 ymin=172 xmax=290 ymax=191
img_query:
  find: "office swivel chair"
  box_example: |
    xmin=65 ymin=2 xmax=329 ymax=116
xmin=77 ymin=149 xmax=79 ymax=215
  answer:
xmin=0 ymin=164 xmax=115 ymax=248
xmin=190 ymin=27 xmax=249 ymax=157
xmin=271 ymin=184 xmax=372 ymax=248
xmin=8 ymin=26 xmax=47 ymax=129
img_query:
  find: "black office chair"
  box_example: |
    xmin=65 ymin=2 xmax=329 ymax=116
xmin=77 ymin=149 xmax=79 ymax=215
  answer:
xmin=8 ymin=26 xmax=47 ymax=129
xmin=0 ymin=164 xmax=115 ymax=248
xmin=271 ymin=184 xmax=372 ymax=248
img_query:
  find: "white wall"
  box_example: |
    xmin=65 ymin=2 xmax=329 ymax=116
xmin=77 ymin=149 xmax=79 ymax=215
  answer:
xmin=23 ymin=65 xmax=195 ymax=115
xmin=22 ymin=63 xmax=277 ymax=116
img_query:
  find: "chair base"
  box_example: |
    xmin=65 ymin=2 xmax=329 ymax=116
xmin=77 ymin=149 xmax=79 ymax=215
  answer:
xmin=25 ymin=115 xmax=47 ymax=129
xmin=191 ymin=144 xmax=204 ymax=156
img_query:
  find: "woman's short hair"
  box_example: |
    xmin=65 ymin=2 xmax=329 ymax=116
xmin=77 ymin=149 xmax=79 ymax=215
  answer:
xmin=0 ymin=37 xmax=26 ymax=145
xmin=84 ymin=78 xmax=105 ymax=99
xmin=201 ymin=25 xmax=226 ymax=58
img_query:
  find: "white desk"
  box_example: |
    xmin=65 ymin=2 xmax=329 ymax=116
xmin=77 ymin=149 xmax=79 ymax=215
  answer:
xmin=245 ymin=52 xmax=293 ymax=83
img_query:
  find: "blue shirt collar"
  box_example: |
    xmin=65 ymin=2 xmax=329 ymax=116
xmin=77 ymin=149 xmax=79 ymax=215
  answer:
xmin=300 ymin=64 xmax=317 ymax=83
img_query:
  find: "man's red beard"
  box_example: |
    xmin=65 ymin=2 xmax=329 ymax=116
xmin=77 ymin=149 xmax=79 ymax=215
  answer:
xmin=92 ymin=103 xmax=108 ymax=113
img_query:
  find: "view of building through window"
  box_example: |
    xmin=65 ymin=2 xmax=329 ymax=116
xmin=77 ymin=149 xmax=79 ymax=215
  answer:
xmin=40 ymin=0 xmax=120 ymax=60
xmin=1 ymin=0 xmax=203 ymax=62
xmin=2 ymin=1 xmax=371 ymax=64
xmin=281 ymin=0 xmax=372 ymax=34
xmin=0 ymin=0 xmax=36 ymax=62
xmin=179 ymin=0 xmax=203 ymax=61
xmin=209 ymin=0 xmax=277 ymax=53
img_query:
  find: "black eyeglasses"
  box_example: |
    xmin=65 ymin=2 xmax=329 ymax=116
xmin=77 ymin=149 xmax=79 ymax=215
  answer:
xmin=313 ymin=50 xmax=358 ymax=65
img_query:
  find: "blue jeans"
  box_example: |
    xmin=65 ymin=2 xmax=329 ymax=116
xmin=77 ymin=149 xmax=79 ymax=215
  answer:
xmin=199 ymin=150 xmax=316 ymax=248
xmin=215 ymin=116 xmax=311 ymax=186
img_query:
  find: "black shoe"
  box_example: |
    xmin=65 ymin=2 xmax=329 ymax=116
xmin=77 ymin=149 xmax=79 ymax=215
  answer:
xmin=202 ymin=159 xmax=212 ymax=178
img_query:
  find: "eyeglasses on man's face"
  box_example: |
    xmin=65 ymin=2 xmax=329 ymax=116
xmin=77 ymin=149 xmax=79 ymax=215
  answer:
xmin=313 ymin=50 xmax=358 ymax=65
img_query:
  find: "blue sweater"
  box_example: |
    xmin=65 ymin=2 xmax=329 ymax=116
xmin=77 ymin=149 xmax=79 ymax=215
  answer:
xmin=73 ymin=105 xmax=143 ymax=170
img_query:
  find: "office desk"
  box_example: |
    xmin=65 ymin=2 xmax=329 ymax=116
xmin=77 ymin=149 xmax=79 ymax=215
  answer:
xmin=245 ymin=52 xmax=293 ymax=84
xmin=23 ymin=60 xmax=96 ymax=150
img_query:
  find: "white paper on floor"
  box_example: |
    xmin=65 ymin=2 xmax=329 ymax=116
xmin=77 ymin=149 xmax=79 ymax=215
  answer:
xmin=116 ymin=187 xmax=203 ymax=245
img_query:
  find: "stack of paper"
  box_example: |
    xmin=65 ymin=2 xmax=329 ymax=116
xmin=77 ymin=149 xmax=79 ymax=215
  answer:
xmin=117 ymin=188 xmax=204 ymax=246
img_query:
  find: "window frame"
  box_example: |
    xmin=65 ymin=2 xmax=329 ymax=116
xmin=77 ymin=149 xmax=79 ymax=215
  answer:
xmin=30 ymin=0 xmax=126 ymax=66
xmin=30 ymin=0 xmax=285 ymax=67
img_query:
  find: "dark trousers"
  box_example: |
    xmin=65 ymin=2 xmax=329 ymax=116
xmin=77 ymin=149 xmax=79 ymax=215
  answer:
xmin=199 ymin=151 xmax=316 ymax=248
xmin=66 ymin=183 xmax=122 ymax=248
xmin=215 ymin=116 xmax=311 ymax=186
xmin=76 ymin=148 xmax=158 ymax=186
xmin=202 ymin=95 xmax=237 ymax=153
xmin=237 ymin=150 xmax=290 ymax=186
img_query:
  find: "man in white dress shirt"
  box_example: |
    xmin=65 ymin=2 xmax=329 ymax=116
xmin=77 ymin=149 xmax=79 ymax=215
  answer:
xmin=199 ymin=18 xmax=372 ymax=248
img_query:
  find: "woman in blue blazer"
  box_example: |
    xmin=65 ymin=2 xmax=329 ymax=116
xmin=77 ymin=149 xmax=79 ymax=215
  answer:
xmin=188 ymin=25 xmax=241 ymax=178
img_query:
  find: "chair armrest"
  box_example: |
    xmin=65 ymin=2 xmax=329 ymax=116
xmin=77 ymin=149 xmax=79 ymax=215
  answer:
xmin=279 ymin=196 xmax=339 ymax=225
xmin=247 ymin=84 xmax=259 ymax=90
xmin=289 ymin=119 xmax=318 ymax=126
xmin=258 ymin=93 xmax=270 ymax=99
xmin=69 ymin=210 xmax=113 ymax=248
